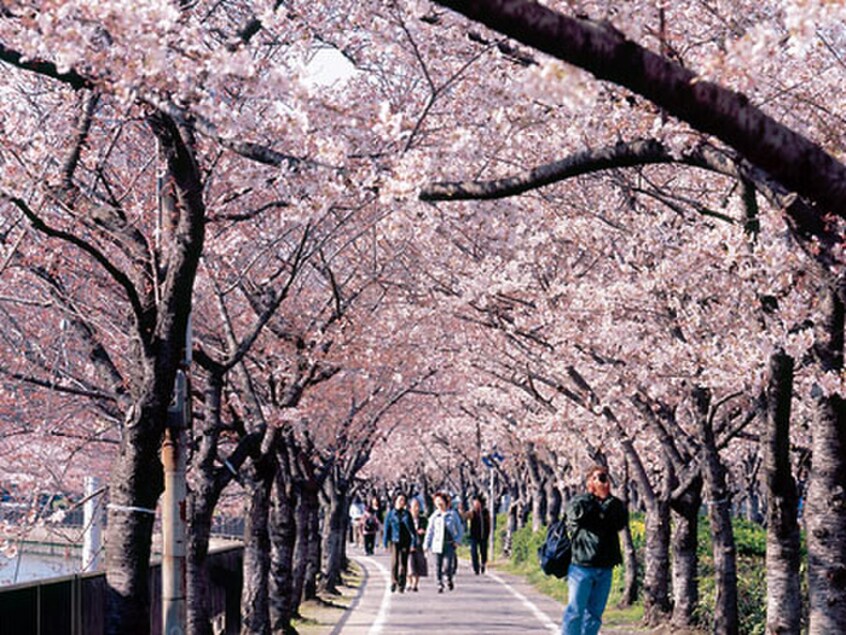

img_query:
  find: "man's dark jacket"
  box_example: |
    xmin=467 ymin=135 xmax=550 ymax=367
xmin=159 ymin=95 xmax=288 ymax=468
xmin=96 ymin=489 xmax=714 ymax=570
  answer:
xmin=564 ymin=493 xmax=628 ymax=568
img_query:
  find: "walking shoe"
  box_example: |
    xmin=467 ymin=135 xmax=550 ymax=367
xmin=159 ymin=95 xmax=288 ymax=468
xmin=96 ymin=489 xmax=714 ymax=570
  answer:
xmin=447 ymin=579 xmax=454 ymax=590
xmin=391 ymin=583 xmax=396 ymax=592
xmin=438 ymin=585 xmax=444 ymax=593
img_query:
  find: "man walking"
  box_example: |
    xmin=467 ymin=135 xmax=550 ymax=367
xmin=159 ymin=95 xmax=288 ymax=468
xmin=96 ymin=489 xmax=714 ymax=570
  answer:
xmin=465 ymin=494 xmax=491 ymax=574
xmin=383 ymin=493 xmax=415 ymax=592
xmin=562 ymin=464 xmax=629 ymax=635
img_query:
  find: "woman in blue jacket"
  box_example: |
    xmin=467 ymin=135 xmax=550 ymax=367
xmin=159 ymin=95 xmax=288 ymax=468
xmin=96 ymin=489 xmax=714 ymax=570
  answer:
xmin=424 ymin=492 xmax=465 ymax=592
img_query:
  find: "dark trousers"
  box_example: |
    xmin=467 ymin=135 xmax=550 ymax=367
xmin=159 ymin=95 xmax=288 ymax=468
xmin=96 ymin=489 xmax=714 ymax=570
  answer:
xmin=390 ymin=543 xmax=410 ymax=589
xmin=364 ymin=533 xmax=376 ymax=555
xmin=470 ymin=537 xmax=488 ymax=574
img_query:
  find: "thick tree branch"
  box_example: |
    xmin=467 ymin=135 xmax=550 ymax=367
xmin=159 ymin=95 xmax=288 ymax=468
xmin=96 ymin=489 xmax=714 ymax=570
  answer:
xmin=422 ymin=137 xmax=840 ymax=264
xmin=61 ymin=91 xmax=100 ymax=190
xmin=2 ymin=194 xmax=146 ymax=322
xmin=431 ymin=0 xmax=846 ymax=215
xmin=0 ymin=41 xmax=94 ymax=89
xmin=147 ymin=111 xmax=206 ymax=346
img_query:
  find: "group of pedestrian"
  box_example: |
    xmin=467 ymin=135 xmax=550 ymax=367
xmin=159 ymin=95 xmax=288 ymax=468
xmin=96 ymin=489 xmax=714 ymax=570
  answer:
xmin=351 ymin=463 xmax=629 ymax=635
xmin=355 ymin=489 xmax=490 ymax=595
xmin=380 ymin=491 xmax=466 ymax=593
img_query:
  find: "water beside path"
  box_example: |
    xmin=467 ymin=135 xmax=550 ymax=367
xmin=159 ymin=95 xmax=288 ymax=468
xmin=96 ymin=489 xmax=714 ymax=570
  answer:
xmin=0 ymin=550 xmax=84 ymax=586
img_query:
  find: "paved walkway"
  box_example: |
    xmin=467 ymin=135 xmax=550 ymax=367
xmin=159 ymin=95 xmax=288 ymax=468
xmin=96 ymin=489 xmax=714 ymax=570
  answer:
xmin=333 ymin=547 xmax=565 ymax=634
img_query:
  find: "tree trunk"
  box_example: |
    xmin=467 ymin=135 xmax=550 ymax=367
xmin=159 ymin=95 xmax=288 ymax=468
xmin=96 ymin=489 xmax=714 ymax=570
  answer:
xmin=241 ymin=469 xmax=273 ymax=635
xmin=517 ymin=476 xmax=530 ymax=529
xmin=103 ymin=111 xmax=204 ymax=635
xmin=763 ymin=350 xmax=802 ymax=634
xmin=670 ymin=475 xmax=702 ymax=630
xmin=187 ymin=493 xmax=215 ymax=635
xmin=105 ymin=416 xmax=164 ymax=635
xmin=269 ymin=446 xmax=297 ymax=635
xmin=545 ymin=475 xmax=562 ymax=524
xmin=641 ymin=499 xmax=672 ymax=624
xmin=291 ymin=478 xmax=318 ymax=614
xmin=187 ymin=371 xmax=224 ymax=635
xmin=617 ymin=459 xmax=638 ymax=608
xmin=742 ymin=451 xmax=764 ymax=525
xmin=526 ymin=445 xmax=545 ymax=532
xmin=694 ymin=387 xmax=739 ymax=635
xmin=303 ymin=494 xmax=321 ymax=601
xmin=320 ymin=479 xmax=348 ymax=594
xmin=807 ymin=279 xmax=846 ymax=634
xmin=505 ymin=480 xmax=520 ymax=558
xmin=617 ymin=434 xmax=671 ymax=624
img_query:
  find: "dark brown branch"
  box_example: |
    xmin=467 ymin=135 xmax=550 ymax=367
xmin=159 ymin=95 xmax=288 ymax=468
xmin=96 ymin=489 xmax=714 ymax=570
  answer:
xmin=2 ymin=195 xmax=146 ymax=322
xmin=421 ymin=137 xmax=840 ymax=264
xmin=0 ymin=41 xmax=94 ymax=90
xmin=61 ymin=92 xmax=100 ymax=190
xmin=431 ymin=0 xmax=846 ymax=215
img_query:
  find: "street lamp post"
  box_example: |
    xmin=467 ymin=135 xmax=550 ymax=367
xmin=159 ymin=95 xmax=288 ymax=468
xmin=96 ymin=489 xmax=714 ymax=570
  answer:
xmin=481 ymin=449 xmax=504 ymax=565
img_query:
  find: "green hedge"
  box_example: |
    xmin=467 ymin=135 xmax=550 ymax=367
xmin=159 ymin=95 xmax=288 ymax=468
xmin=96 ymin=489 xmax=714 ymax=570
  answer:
xmin=502 ymin=513 xmax=805 ymax=633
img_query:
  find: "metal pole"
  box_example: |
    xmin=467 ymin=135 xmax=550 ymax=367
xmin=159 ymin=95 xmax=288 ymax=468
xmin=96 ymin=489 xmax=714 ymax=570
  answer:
xmin=82 ymin=476 xmax=102 ymax=573
xmin=162 ymin=369 xmax=188 ymax=635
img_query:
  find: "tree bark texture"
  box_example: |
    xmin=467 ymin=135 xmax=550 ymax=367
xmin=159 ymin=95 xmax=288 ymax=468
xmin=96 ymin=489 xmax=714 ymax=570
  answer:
xmin=187 ymin=371 xmax=225 ymax=635
xmin=616 ymin=433 xmax=671 ymax=622
xmin=807 ymin=280 xmax=846 ymax=635
xmin=269 ymin=450 xmax=297 ymax=635
xmin=545 ymin=477 xmax=562 ymax=525
xmin=526 ymin=444 xmax=545 ymax=533
xmin=694 ymin=387 xmax=739 ymax=635
xmin=187 ymin=495 xmax=215 ymax=635
xmin=763 ymin=350 xmax=802 ymax=634
xmin=303 ymin=494 xmax=321 ymax=601
xmin=618 ymin=459 xmax=638 ymax=608
xmin=241 ymin=472 xmax=273 ymax=635
xmin=105 ymin=416 xmax=164 ymax=635
xmin=291 ymin=478 xmax=318 ymax=612
xmin=641 ymin=501 xmax=671 ymax=624
xmin=670 ymin=476 xmax=703 ymax=630
xmin=320 ymin=480 xmax=348 ymax=594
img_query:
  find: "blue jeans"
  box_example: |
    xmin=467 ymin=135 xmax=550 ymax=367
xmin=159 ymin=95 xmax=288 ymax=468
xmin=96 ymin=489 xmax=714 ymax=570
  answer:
xmin=561 ymin=564 xmax=613 ymax=635
xmin=435 ymin=544 xmax=456 ymax=586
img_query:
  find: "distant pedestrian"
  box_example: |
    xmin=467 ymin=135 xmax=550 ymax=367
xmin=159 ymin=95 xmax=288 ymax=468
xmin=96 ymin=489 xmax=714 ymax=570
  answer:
xmin=383 ymin=493 xmax=415 ymax=593
xmin=561 ymin=465 xmax=629 ymax=635
xmin=464 ymin=494 xmax=491 ymax=574
xmin=362 ymin=496 xmax=382 ymax=556
xmin=424 ymin=492 xmax=464 ymax=593
xmin=408 ymin=497 xmax=428 ymax=591
xmin=349 ymin=496 xmax=365 ymax=546
xmin=447 ymin=497 xmax=463 ymax=577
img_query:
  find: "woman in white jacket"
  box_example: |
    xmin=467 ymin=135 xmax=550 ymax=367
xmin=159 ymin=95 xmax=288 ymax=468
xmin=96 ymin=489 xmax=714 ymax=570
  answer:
xmin=424 ymin=492 xmax=464 ymax=592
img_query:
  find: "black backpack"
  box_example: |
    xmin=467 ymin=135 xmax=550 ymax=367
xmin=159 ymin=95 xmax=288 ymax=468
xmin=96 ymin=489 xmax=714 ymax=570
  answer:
xmin=538 ymin=519 xmax=572 ymax=578
xmin=364 ymin=514 xmax=378 ymax=533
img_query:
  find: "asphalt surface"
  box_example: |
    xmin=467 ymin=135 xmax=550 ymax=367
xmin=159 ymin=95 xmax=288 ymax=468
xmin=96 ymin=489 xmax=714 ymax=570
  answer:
xmin=332 ymin=546 xmax=565 ymax=634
